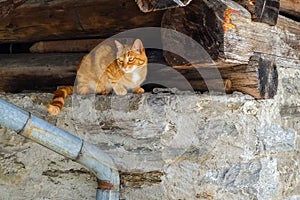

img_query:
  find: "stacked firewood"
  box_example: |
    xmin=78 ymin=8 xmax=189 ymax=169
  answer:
xmin=0 ymin=0 xmax=299 ymax=98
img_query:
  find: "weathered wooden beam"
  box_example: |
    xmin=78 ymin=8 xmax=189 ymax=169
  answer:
xmin=0 ymin=0 xmax=27 ymax=18
xmin=0 ymin=0 xmax=164 ymax=43
xmin=161 ymin=0 xmax=300 ymax=66
xmin=135 ymin=0 xmax=298 ymax=23
xmin=144 ymin=62 xmax=234 ymax=93
xmin=174 ymin=54 xmax=278 ymax=99
xmin=0 ymin=52 xmax=278 ymax=99
xmin=0 ymin=52 xmax=165 ymax=93
xmin=232 ymin=0 xmax=280 ymax=25
xmin=0 ymin=53 xmax=82 ymax=93
xmin=254 ymin=0 xmax=280 ymax=25
xmin=29 ymin=39 xmax=104 ymax=53
xmin=280 ymin=0 xmax=300 ymax=21
xmin=162 ymin=0 xmax=225 ymax=65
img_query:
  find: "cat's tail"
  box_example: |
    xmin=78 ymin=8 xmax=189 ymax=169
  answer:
xmin=46 ymin=86 xmax=73 ymax=115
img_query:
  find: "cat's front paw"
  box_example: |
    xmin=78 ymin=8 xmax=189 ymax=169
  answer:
xmin=134 ymin=87 xmax=144 ymax=94
xmin=99 ymin=89 xmax=111 ymax=95
xmin=115 ymin=88 xmax=127 ymax=95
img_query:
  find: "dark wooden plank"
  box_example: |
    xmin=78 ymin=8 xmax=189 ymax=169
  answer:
xmin=29 ymin=39 xmax=104 ymax=53
xmin=174 ymin=54 xmax=278 ymax=99
xmin=0 ymin=52 xmax=278 ymax=99
xmin=136 ymin=0 xmax=299 ymax=22
xmin=233 ymin=0 xmax=280 ymax=25
xmin=0 ymin=0 xmax=27 ymax=18
xmin=161 ymin=0 xmax=300 ymax=66
xmin=162 ymin=0 xmax=226 ymax=66
xmin=0 ymin=53 xmax=82 ymax=92
xmin=254 ymin=0 xmax=280 ymax=25
xmin=0 ymin=51 xmax=165 ymax=92
xmin=280 ymin=0 xmax=300 ymax=21
xmin=0 ymin=0 xmax=164 ymax=43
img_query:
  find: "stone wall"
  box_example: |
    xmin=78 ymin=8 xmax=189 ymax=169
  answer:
xmin=0 ymin=64 xmax=300 ymax=199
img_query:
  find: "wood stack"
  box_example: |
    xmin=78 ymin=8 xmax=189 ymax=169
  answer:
xmin=0 ymin=0 xmax=299 ymax=99
xmin=161 ymin=0 xmax=299 ymax=98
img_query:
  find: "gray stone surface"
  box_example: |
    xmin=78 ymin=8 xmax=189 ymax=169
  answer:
xmin=0 ymin=65 xmax=300 ymax=200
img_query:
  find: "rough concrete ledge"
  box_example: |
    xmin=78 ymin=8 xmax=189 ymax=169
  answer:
xmin=0 ymin=66 xmax=300 ymax=200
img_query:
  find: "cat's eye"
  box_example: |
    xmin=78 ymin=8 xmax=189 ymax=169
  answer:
xmin=128 ymin=57 xmax=135 ymax=62
xmin=117 ymin=58 xmax=124 ymax=63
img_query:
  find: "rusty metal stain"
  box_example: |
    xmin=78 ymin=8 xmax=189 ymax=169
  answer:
xmin=222 ymin=8 xmax=240 ymax=32
xmin=23 ymin=115 xmax=33 ymax=138
xmin=97 ymin=179 xmax=115 ymax=190
xmin=23 ymin=126 xmax=33 ymax=138
xmin=24 ymin=125 xmax=47 ymax=138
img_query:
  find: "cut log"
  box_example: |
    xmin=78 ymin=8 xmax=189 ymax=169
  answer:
xmin=29 ymin=39 xmax=104 ymax=53
xmin=174 ymin=53 xmax=278 ymax=99
xmin=161 ymin=0 xmax=300 ymax=66
xmin=0 ymin=53 xmax=278 ymax=99
xmin=161 ymin=0 xmax=225 ymax=65
xmin=27 ymin=38 xmax=162 ymax=53
xmin=144 ymin=62 xmax=233 ymax=93
xmin=232 ymin=0 xmax=280 ymax=25
xmin=253 ymin=0 xmax=280 ymax=25
xmin=1 ymin=0 xmax=298 ymax=44
xmin=136 ymin=0 xmax=299 ymax=22
xmin=0 ymin=53 xmax=82 ymax=93
xmin=0 ymin=52 xmax=165 ymax=93
xmin=280 ymin=0 xmax=300 ymax=21
xmin=0 ymin=0 xmax=164 ymax=43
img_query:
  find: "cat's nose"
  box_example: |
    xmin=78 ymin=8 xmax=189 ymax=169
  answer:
xmin=124 ymin=65 xmax=129 ymax=70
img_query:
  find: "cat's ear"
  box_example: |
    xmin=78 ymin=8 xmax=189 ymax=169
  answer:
xmin=131 ymin=39 xmax=144 ymax=54
xmin=114 ymin=40 xmax=124 ymax=52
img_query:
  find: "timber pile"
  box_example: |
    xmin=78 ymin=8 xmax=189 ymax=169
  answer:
xmin=0 ymin=0 xmax=164 ymax=42
xmin=0 ymin=0 xmax=299 ymax=99
xmin=161 ymin=0 xmax=299 ymax=98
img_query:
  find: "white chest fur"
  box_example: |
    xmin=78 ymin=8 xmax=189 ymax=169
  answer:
xmin=132 ymin=72 xmax=141 ymax=84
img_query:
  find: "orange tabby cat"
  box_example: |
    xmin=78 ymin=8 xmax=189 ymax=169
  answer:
xmin=47 ymin=39 xmax=148 ymax=115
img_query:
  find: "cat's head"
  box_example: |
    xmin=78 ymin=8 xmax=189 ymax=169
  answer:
xmin=114 ymin=39 xmax=147 ymax=73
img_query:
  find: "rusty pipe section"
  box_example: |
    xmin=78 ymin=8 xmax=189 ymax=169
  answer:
xmin=0 ymin=98 xmax=119 ymax=200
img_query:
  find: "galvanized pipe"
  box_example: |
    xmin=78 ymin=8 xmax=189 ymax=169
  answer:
xmin=0 ymin=98 xmax=119 ymax=200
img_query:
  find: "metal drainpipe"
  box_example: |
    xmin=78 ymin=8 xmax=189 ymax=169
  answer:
xmin=0 ymin=98 xmax=120 ymax=200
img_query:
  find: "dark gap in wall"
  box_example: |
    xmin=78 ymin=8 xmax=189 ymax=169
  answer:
xmin=145 ymin=48 xmax=167 ymax=65
xmin=279 ymin=11 xmax=300 ymax=22
xmin=0 ymin=43 xmax=34 ymax=53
